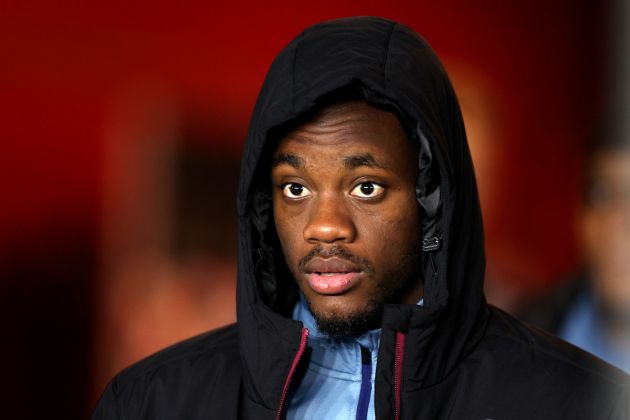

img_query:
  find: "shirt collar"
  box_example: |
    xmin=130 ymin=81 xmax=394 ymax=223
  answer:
xmin=292 ymin=294 xmax=424 ymax=352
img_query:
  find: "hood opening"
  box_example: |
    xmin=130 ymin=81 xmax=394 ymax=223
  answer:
xmin=248 ymin=82 xmax=443 ymax=316
xmin=237 ymin=17 xmax=489 ymax=396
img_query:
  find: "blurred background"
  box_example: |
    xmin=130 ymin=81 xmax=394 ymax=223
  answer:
xmin=1 ymin=0 xmax=627 ymax=418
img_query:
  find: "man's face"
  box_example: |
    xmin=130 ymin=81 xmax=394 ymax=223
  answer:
xmin=580 ymin=149 xmax=630 ymax=309
xmin=271 ymin=101 xmax=423 ymax=337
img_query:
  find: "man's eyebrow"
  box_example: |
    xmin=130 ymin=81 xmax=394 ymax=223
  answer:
xmin=272 ymin=153 xmax=305 ymax=169
xmin=343 ymin=153 xmax=388 ymax=170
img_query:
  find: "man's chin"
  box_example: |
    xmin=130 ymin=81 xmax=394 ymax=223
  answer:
xmin=308 ymin=298 xmax=383 ymax=338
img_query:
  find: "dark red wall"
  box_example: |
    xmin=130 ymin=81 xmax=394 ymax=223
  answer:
xmin=1 ymin=0 xmax=606 ymax=279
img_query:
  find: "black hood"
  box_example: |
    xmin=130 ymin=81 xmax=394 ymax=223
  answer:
xmin=236 ymin=16 xmax=488 ymax=414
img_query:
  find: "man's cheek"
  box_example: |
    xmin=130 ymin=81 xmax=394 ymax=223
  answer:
xmin=277 ymin=231 xmax=301 ymax=273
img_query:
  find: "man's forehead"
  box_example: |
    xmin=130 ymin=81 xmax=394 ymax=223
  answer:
xmin=272 ymin=151 xmax=390 ymax=171
xmin=276 ymin=98 xmax=405 ymax=138
xmin=272 ymin=99 xmax=410 ymax=156
xmin=309 ymin=99 xmax=376 ymax=123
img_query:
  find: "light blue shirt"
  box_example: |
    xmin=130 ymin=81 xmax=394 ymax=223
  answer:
xmin=286 ymin=296 xmax=424 ymax=420
xmin=559 ymin=288 xmax=630 ymax=373
xmin=286 ymin=296 xmax=380 ymax=420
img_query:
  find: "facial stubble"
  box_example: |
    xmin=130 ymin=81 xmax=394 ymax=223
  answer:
xmin=290 ymin=241 xmax=424 ymax=338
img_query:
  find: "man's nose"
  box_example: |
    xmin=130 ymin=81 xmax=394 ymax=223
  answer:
xmin=303 ymin=195 xmax=357 ymax=244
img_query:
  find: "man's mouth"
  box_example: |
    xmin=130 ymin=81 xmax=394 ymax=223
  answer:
xmin=303 ymin=257 xmax=362 ymax=295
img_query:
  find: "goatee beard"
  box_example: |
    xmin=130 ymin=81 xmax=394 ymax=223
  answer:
xmin=294 ymin=242 xmax=424 ymax=338
xmin=306 ymin=295 xmax=383 ymax=338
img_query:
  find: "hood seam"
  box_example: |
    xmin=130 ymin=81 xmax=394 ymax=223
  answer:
xmin=381 ymin=21 xmax=397 ymax=91
xmin=291 ymin=32 xmax=303 ymax=112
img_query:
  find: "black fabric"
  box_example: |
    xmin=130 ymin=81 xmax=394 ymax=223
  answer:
xmin=92 ymin=17 xmax=629 ymax=419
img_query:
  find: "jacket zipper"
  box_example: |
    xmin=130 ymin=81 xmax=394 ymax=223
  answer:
xmin=356 ymin=346 xmax=372 ymax=420
xmin=275 ymin=327 xmax=309 ymax=420
xmin=394 ymin=331 xmax=406 ymax=420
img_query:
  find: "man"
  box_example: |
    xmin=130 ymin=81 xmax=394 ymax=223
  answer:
xmin=92 ymin=17 xmax=628 ymax=419
xmin=521 ymin=126 xmax=630 ymax=372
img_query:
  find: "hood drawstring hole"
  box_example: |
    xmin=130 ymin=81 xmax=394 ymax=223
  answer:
xmin=422 ymin=236 xmax=440 ymax=252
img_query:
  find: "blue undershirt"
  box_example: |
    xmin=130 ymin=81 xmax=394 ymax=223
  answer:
xmin=559 ymin=288 xmax=630 ymax=372
xmin=286 ymin=296 xmax=423 ymax=420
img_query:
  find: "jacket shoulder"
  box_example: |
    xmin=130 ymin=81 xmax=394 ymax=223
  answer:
xmin=92 ymin=323 xmax=242 ymax=420
xmin=473 ymin=307 xmax=629 ymax=418
xmin=115 ymin=323 xmax=239 ymax=386
xmin=485 ymin=306 xmax=628 ymax=383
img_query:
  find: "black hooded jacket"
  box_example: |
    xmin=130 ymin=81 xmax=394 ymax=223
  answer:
xmin=92 ymin=17 xmax=629 ymax=420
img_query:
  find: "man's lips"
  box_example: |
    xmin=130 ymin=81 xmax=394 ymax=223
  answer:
xmin=303 ymin=257 xmax=362 ymax=295
xmin=304 ymin=257 xmax=362 ymax=274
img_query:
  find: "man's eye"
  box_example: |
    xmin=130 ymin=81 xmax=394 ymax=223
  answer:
xmin=350 ymin=182 xmax=384 ymax=198
xmin=282 ymin=183 xmax=311 ymax=199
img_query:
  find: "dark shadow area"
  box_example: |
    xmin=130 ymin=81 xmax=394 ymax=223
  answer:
xmin=0 ymin=225 xmax=96 ymax=419
xmin=171 ymin=139 xmax=240 ymax=261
